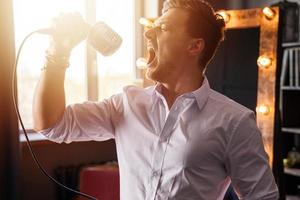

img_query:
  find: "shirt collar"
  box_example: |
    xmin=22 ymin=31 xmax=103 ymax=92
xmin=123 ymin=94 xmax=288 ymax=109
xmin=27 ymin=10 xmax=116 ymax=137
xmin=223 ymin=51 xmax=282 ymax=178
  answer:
xmin=191 ymin=76 xmax=210 ymax=110
xmin=151 ymin=76 xmax=210 ymax=111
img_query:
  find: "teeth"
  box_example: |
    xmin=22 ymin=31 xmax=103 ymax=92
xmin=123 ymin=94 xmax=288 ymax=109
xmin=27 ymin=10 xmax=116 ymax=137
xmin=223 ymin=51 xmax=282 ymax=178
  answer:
xmin=147 ymin=47 xmax=156 ymax=65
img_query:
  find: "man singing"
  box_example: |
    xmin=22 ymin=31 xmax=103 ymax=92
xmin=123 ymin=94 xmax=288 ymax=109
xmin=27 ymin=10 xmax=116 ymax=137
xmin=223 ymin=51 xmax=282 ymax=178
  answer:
xmin=33 ymin=0 xmax=279 ymax=199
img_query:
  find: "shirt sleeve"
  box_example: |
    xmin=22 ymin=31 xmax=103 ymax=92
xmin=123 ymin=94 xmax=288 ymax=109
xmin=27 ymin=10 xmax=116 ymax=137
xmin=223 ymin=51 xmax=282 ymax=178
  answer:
xmin=39 ymin=93 xmax=123 ymax=143
xmin=224 ymin=111 xmax=279 ymax=200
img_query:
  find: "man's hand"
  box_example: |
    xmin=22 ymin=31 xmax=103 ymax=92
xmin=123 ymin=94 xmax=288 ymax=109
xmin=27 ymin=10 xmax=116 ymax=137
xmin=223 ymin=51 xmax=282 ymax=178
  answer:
xmin=47 ymin=12 xmax=89 ymax=56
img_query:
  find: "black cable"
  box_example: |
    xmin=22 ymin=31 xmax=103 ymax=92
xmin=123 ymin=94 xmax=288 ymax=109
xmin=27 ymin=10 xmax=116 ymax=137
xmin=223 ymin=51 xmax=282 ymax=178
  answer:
xmin=12 ymin=30 xmax=98 ymax=200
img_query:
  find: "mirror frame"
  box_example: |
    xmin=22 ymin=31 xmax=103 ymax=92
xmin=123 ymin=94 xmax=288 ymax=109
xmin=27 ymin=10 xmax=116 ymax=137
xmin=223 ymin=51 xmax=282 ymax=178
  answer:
xmin=222 ymin=7 xmax=280 ymax=167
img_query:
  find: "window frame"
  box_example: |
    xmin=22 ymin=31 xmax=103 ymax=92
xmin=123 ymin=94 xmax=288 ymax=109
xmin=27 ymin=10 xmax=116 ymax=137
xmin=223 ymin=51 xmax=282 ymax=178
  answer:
xmin=17 ymin=0 xmax=144 ymax=141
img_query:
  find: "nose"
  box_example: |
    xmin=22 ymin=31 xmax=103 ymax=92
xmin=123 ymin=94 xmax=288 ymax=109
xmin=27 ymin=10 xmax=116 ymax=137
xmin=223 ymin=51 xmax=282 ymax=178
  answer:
xmin=144 ymin=27 xmax=156 ymax=40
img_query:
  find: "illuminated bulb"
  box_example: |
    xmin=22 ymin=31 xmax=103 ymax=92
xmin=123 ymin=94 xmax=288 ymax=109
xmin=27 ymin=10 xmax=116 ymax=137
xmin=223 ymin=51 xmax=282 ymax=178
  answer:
xmin=256 ymin=105 xmax=270 ymax=115
xmin=136 ymin=57 xmax=147 ymax=69
xmin=139 ymin=17 xmax=154 ymax=28
xmin=217 ymin=10 xmax=230 ymax=23
xmin=257 ymin=56 xmax=272 ymax=68
xmin=263 ymin=7 xmax=276 ymax=20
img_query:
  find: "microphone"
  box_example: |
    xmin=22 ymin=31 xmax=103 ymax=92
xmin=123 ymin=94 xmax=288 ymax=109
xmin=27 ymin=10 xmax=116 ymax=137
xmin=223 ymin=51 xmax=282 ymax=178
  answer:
xmin=36 ymin=21 xmax=122 ymax=56
xmin=87 ymin=22 xmax=123 ymax=56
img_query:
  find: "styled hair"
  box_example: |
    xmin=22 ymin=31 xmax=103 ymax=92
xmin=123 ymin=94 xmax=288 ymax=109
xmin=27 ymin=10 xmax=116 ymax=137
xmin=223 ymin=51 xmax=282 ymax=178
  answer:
xmin=162 ymin=0 xmax=225 ymax=67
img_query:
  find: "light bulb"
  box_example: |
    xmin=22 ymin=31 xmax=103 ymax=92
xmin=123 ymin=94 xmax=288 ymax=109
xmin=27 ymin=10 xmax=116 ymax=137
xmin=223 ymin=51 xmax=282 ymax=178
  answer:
xmin=256 ymin=105 xmax=270 ymax=115
xmin=216 ymin=10 xmax=230 ymax=23
xmin=139 ymin=18 xmax=154 ymax=28
xmin=263 ymin=7 xmax=276 ymax=20
xmin=257 ymin=56 xmax=272 ymax=69
xmin=136 ymin=57 xmax=147 ymax=69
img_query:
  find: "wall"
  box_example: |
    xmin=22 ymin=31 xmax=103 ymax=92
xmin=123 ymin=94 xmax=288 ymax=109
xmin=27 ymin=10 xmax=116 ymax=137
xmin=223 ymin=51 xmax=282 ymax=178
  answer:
xmin=20 ymin=140 xmax=117 ymax=200
xmin=206 ymin=28 xmax=260 ymax=112
xmin=247 ymin=0 xmax=299 ymax=8
xmin=7 ymin=1 xmax=299 ymax=200
xmin=0 ymin=0 xmax=20 ymax=199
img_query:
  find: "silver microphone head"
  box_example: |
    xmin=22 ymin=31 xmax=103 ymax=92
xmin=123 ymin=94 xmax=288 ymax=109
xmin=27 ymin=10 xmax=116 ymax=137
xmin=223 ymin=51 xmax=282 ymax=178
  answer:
xmin=87 ymin=22 xmax=122 ymax=56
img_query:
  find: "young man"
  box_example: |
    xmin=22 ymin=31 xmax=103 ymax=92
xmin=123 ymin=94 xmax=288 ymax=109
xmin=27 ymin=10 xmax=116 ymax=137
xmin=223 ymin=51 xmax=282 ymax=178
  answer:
xmin=33 ymin=0 xmax=279 ymax=199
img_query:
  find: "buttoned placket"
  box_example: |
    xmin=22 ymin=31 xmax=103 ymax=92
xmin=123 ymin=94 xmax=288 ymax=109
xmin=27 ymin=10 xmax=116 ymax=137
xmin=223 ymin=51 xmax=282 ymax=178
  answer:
xmin=146 ymin=95 xmax=194 ymax=200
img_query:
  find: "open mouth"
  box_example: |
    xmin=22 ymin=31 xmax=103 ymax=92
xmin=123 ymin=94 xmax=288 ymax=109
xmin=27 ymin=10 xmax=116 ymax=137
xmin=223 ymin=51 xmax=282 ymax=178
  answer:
xmin=147 ymin=47 xmax=157 ymax=67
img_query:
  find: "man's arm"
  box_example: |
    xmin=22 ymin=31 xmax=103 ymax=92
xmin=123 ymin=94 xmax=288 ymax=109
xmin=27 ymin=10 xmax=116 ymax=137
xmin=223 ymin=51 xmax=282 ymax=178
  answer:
xmin=33 ymin=13 xmax=88 ymax=131
xmin=33 ymin=65 xmax=67 ymax=131
xmin=225 ymin=112 xmax=279 ymax=200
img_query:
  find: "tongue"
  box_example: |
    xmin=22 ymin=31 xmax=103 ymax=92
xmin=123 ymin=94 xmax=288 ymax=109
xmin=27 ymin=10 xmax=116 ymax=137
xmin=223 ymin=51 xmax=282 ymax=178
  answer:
xmin=147 ymin=49 xmax=156 ymax=64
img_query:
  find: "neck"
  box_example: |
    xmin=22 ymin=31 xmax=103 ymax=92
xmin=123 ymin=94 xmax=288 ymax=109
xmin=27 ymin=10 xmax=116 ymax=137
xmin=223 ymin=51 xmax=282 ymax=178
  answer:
xmin=160 ymin=72 xmax=204 ymax=109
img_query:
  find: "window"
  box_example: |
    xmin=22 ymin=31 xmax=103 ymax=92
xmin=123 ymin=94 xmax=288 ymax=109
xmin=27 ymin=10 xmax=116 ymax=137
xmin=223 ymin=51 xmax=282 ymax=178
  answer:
xmin=13 ymin=0 xmax=137 ymax=133
xmin=96 ymin=1 xmax=135 ymax=99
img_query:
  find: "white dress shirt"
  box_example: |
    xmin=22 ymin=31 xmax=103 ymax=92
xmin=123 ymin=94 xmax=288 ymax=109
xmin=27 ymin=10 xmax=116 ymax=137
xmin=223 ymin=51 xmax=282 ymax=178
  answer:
xmin=42 ymin=77 xmax=279 ymax=200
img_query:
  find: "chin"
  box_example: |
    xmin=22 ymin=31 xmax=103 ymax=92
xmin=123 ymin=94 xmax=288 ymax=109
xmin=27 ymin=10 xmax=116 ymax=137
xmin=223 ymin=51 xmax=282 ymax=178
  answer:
xmin=146 ymin=68 xmax=166 ymax=84
xmin=145 ymin=68 xmax=158 ymax=82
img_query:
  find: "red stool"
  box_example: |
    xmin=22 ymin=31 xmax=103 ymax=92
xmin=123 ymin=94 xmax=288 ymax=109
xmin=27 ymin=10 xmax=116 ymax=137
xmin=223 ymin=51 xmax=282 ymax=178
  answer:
xmin=78 ymin=164 xmax=120 ymax=200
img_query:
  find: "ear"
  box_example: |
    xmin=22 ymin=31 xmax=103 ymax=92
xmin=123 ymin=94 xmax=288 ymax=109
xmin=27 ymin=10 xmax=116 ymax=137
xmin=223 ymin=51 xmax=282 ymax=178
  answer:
xmin=187 ymin=38 xmax=205 ymax=56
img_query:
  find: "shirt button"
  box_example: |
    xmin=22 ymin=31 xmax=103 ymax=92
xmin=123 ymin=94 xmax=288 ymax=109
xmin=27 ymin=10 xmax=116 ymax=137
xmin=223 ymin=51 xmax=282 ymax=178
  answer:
xmin=152 ymin=171 xmax=159 ymax=177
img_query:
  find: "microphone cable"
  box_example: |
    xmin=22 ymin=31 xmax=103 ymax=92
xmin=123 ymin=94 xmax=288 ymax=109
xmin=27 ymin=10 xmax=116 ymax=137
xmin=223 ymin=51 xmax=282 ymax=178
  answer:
xmin=12 ymin=30 xmax=98 ymax=200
